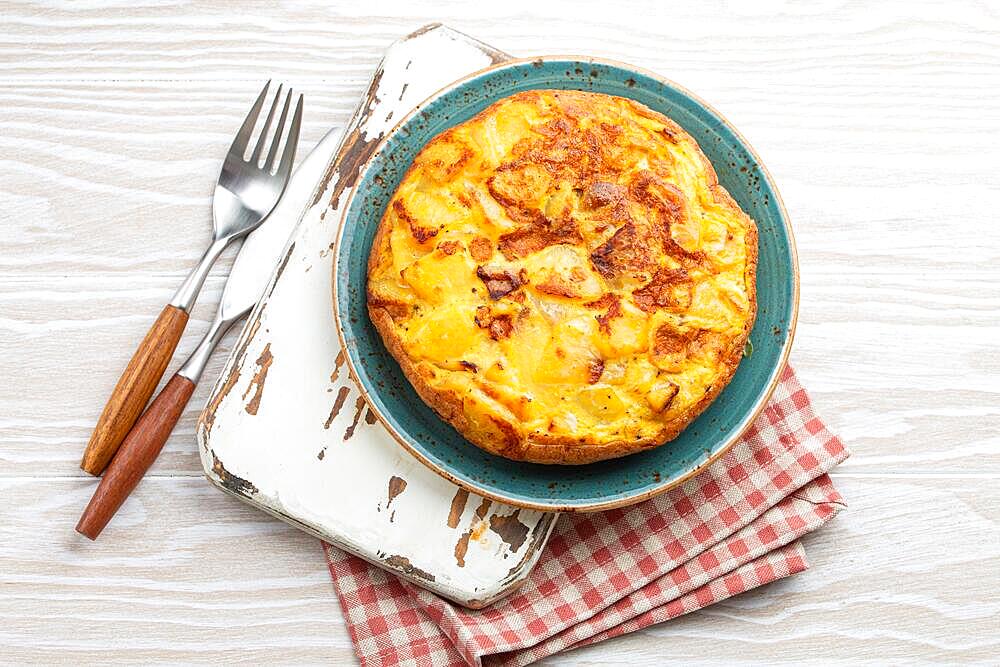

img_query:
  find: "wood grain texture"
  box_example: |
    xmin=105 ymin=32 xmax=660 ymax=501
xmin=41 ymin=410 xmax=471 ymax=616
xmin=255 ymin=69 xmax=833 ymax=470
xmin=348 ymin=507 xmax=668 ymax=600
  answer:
xmin=1 ymin=476 xmax=996 ymax=663
xmin=81 ymin=304 xmax=188 ymax=475
xmin=0 ymin=275 xmax=232 ymax=477
xmin=1 ymin=0 xmax=998 ymax=663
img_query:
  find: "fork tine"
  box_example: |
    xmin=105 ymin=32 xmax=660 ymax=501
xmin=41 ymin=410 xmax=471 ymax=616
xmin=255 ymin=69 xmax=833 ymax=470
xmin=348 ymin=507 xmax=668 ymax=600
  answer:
xmin=250 ymin=83 xmax=283 ymax=165
xmin=229 ymin=80 xmax=270 ymax=156
xmin=274 ymin=94 xmax=303 ymax=177
xmin=263 ymin=88 xmax=293 ymax=171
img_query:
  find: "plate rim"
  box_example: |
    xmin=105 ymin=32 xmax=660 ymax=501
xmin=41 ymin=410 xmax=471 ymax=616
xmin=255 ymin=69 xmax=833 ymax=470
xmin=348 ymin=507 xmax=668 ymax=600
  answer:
xmin=331 ymin=54 xmax=800 ymax=512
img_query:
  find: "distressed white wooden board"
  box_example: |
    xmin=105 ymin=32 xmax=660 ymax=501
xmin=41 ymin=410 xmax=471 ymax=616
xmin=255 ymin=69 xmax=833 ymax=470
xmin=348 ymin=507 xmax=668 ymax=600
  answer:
xmin=2 ymin=0 xmax=999 ymax=663
xmin=0 ymin=475 xmax=996 ymax=663
xmin=197 ymin=24 xmax=557 ymax=608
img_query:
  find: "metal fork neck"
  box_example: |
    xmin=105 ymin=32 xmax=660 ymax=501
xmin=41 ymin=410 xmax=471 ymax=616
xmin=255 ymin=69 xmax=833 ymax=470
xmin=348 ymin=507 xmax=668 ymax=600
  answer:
xmin=169 ymin=236 xmax=229 ymax=312
xmin=177 ymin=310 xmax=242 ymax=384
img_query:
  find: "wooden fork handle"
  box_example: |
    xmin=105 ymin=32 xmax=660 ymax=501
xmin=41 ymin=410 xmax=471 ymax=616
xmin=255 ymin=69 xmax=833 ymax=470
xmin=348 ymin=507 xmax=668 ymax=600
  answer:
xmin=77 ymin=373 xmax=196 ymax=540
xmin=80 ymin=304 xmax=189 ymax=476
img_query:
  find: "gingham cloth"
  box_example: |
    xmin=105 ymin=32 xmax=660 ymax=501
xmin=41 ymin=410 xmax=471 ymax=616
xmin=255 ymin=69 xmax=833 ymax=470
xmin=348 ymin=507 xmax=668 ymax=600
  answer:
xmin=325 ymin=365 xmax=848 ymax=666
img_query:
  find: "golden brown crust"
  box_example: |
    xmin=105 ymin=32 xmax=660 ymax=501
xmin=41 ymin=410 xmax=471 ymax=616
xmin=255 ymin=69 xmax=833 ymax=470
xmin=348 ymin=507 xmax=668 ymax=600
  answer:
xmin=367 ymin=90 xmax=758 ymax=465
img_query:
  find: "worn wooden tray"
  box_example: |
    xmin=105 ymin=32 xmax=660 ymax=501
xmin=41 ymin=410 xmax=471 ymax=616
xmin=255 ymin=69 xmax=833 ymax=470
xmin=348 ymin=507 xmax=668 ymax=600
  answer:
xmin=196 ymin=24 xmax=558 ymax=608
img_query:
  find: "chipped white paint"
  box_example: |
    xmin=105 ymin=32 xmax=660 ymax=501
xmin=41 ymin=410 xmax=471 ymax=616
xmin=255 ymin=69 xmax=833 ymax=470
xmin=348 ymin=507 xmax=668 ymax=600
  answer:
xmin=196 ymin=25 xmax=556 ymax=607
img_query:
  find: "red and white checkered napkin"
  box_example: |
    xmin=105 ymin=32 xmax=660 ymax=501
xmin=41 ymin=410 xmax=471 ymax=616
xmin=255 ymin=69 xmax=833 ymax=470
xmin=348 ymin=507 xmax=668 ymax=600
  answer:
xmin=324 ymin=365 xmax=849 ymax=666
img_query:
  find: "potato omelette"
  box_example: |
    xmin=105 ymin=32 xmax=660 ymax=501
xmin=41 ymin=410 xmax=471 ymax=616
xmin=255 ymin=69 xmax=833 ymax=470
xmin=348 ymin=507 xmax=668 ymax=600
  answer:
xmin=366 ymin=89 xmax=757 ymax=464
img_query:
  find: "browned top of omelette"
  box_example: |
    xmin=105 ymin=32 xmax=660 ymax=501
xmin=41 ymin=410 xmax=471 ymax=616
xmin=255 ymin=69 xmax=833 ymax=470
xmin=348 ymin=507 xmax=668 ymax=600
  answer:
xmin=366 ymin=89 xmax=758 ymax=464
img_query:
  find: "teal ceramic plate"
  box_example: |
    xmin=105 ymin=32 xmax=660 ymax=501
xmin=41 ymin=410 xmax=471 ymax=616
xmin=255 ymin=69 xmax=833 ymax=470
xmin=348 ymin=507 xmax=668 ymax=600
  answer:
xmin=333 ymin=57 xmax=798 ymax=511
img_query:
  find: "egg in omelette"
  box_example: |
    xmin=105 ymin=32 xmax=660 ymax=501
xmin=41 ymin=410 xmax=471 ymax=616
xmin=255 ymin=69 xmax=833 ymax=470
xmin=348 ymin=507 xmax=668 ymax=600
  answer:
xmin=366 ymin=90 xmax=757 ymax=464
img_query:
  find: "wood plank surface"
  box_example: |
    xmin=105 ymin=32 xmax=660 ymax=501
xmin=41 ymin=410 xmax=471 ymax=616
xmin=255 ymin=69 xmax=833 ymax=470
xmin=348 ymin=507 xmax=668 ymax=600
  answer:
xmin=2 ymin=0 xmax=998 ymax=663
xmin=1 ymin=476 xmax=996 ymax=664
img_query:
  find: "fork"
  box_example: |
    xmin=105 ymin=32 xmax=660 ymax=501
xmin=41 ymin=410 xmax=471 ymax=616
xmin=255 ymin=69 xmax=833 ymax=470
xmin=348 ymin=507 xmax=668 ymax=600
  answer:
xmin=80 ymin=81 xmax=303 ymax=476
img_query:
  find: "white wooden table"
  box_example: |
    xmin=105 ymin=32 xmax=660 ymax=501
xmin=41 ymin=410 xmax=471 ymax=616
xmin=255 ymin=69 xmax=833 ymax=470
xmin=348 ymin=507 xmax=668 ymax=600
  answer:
xmin=2 ymin=2 xmax=998 ymax=663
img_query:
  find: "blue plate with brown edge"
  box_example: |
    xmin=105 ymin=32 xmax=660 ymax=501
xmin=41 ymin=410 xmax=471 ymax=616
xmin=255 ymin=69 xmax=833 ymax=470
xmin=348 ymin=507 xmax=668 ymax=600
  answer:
xmin=333 ymin=57 xmax=798 ymax=511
